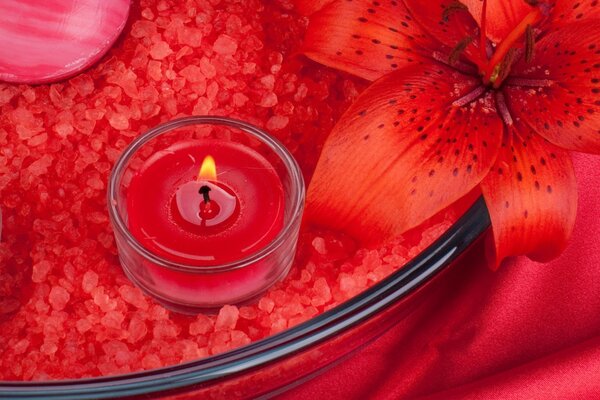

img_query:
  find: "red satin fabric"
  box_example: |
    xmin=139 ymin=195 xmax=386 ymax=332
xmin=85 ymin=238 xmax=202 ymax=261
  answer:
xmin=281 ymin=152 xmax=600 ymax=399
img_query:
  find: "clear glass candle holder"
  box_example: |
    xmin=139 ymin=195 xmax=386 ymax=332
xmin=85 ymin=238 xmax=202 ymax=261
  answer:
xmin=108 ymin=116 xmax=305 ymax=313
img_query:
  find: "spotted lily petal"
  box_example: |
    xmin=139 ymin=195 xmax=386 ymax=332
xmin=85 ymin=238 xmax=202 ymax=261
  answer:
xmin=480 ymin=124 xmax=577 ymax=267
xmin=505 ymin=20 xmax=600 ymax=154
xmin=302 ymin=0 xmax=436 ymax=81
xmin=549 ymin=0 xmax=600 ymax=30
xmin=306 ymin=63 xmax=503 ymax=243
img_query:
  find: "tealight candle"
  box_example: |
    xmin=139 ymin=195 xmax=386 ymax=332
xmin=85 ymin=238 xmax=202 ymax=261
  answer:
xmin=108 ymin=117 xmax=304 ymax=313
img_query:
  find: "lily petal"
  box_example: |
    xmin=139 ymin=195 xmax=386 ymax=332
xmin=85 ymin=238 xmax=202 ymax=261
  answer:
xmin=480 ymin=124 xmax=577 ymax=267
xmin=306 ymin=63 xmax=503 ymax=243
xmin=464 ymin=0 xmax=535 ymax=44
xmin=506 ymin=20 xmax=600 ymax=154
xmin=549 ymin=0 xmax=600 ymax=30
xmin=294 ymin=0 xmax=335 ymax=15
xmin=403 ymin=0 xmax=485 ymax=68
xmin=302 ymin=0 xmax=436 ymax=81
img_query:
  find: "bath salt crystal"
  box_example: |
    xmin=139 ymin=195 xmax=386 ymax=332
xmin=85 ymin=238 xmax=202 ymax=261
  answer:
xmin=40 ymin=342 xmax=58 ymax=356
xmin=189 ymin=314 xmax=214 ymax=336
xmin=242 ymin=62 xmax=256 ymax=74
xmin=179 ymin=65 xmax=205 ymax=83
xmin=311 ymin=278 xmax=332 ymax=307
xmin=153 ymin=320 xmax=180 ymax=339
xmin=178 ymin=27 xmax=203 ymax=47
xmin=31 ymin=260 xmax=52 ymax=283
xmin=230 ymin=330 xmax=251 ymax=347
xmin=13 ymin=339 xmax=30 ymax=355
xmin=206 ymin=82 xmax=219 ymax=101
xmin=147 ymin=60 xmax=163 ymax=81
xmin=82 ymin=271 xmax=99 ymax=293
xmin=232 ymin=92 xmax=249 ymax=107
xmin=48 ymin=286 xmax=70 ymax=311
xmin=149 ymin=305 xmax=169 ymax=321
xmin=281 ymin=301 xmax=303 ymax=318
xmin=259 ymin=74 xmax=275 ymax=90
xmin=27 ymin=155 xmax=53 ymax=176
xmin=93 ymin=289 xmax=117 ymax=313
xmin=266 ymin=115 xmax=289 ymax=131
xmin=199 ymin=57 xmax=217 ymax=79
xmin=213 ymin=34 xmax=238 ymax=55
xmin=239 ymin=306 xmax=258 ymax=320
xmin=101 ymin=311 xmax=125 ymax=330
xmin=76 ymin=319 xmax=92 ymax=334
xmin=127 ymin=318 xmax=148 ymax=343
xmin=259 ymin=92 xmax=278 ymax=108
xmin=225 ymin=15 xmax=242 ymax=34
xmin=193 ymin=97 xmax=213 ymax=114
xmin=258 ymin=297 xmax=275 ymax=313
xmin=150 ymin=41 xmax=173 ymax=60
xmin=118 ymin=285 xmax=149 ymax=310
xmin=215 ymin=305 xmax=239 ymax=331
xmin=339 ymin=273 xmax=357 ymax=293
xmin=312 ymin=237 xmax=327 ymax=255
xmin=107 ymin=112 xmax=130 ymax=130
xmin=142 ymin=354 xmax=162 ymax=370
xmin=131 ymin=20 xmax=158 ymax=38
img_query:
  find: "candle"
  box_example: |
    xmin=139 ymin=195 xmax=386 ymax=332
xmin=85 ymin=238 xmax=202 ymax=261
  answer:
xmin=108 ymin=117 xmax=305 ymax=313
xmin=127 ymin=140 xmax=285 ymax=266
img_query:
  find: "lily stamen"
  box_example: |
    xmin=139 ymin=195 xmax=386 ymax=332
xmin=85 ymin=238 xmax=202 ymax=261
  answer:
xmin=483 ymin=8 xmax=543 ymax=84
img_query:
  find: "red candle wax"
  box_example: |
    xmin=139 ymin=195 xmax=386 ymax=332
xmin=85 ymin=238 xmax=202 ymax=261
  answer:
xmin=127 ymin=139 xmax=285 ymax=266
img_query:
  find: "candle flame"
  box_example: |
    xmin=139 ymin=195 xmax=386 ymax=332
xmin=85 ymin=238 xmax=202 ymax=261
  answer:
xmin=198 ymin=155 xmax=217 ymax=181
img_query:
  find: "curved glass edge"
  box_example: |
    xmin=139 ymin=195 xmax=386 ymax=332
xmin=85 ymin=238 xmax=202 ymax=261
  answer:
xmin=0 ymin=198 xmax=491 ymax=399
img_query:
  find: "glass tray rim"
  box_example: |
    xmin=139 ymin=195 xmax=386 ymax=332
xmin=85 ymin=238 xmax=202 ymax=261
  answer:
xmin=0 ymin=198 xmax=491 ymax=399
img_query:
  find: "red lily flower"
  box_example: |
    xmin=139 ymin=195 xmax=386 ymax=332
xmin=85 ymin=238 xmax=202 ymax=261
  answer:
xmin=298 ymin=0 xmax=600 ymax=266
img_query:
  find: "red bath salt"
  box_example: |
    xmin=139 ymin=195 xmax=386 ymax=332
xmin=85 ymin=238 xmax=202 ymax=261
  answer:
xmin=0 ymin=0 xmax=456 ymax=381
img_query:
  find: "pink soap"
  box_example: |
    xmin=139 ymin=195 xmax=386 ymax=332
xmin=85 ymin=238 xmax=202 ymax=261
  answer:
xmin=0 ymin=0 xmax=130 ymax=84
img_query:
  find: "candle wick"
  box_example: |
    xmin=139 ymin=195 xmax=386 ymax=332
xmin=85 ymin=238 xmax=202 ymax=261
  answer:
xmin=199 ymin=185 xmax=211 ymax=203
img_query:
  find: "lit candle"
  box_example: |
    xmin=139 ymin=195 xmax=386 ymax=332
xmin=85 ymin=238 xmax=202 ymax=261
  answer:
xmin=108 ymin=117 xmax=304 ymax=313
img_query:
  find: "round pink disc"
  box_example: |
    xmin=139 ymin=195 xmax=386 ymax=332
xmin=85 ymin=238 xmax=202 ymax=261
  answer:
xmin=0 ymin=0 xmax=130 ymax=84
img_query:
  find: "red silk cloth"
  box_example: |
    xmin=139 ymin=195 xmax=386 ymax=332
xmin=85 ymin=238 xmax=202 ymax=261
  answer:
xmin=282 ymin=152 xmax=600 ymax=399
